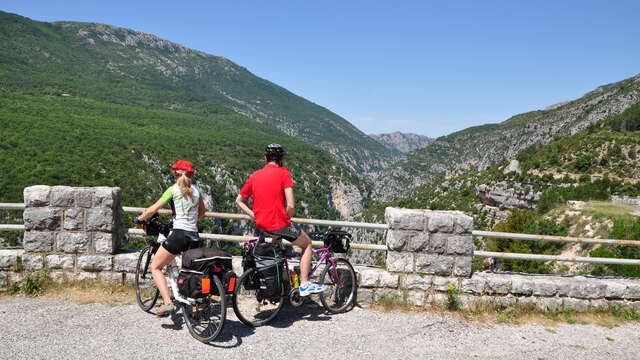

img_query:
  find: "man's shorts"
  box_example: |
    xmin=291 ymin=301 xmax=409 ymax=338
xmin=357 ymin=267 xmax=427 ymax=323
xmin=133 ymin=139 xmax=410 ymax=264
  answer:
xmin=162 ymin=229 xmax=202 ymax=255
xmin=263 ymin=223 xmax=301 ymax=242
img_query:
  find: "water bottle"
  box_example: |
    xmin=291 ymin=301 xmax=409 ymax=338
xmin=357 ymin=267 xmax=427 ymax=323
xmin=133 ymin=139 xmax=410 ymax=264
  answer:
xmin=290 ymin=270 xmax=300 ymax=289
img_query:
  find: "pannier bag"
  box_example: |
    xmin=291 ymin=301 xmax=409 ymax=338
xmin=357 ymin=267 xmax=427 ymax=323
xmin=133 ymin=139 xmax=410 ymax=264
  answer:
xmin=177 ymin=270 xmax=211 ymax=299
xmin=252 ymin=243 xmax=283 ymax=299
xmin=324 ymin=231 xmax=351 ymax=253
xmin=179 ymin=247 xmax=234 ymax=299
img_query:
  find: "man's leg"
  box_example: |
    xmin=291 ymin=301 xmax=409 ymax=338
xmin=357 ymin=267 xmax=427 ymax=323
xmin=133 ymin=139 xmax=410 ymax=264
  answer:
xmin=290 ymin=230 xmax=312 ymax=284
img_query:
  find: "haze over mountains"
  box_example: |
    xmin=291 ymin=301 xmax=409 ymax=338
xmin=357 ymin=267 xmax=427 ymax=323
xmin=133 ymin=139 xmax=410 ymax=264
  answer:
xmin=369 ymin=132 xmax=434 ymax=156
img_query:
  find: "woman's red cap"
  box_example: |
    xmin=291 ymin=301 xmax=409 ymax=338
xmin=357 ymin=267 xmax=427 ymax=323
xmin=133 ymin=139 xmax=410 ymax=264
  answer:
xmin=171 ymin=160 xmax=194 ymax=174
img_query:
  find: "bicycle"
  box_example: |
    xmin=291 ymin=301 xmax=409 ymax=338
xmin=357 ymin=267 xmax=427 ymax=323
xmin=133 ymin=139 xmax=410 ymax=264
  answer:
xmin=232 ymin=230 xmax=357 ymax=327
xmin=133 ymin=214 xmax=233 ymax=343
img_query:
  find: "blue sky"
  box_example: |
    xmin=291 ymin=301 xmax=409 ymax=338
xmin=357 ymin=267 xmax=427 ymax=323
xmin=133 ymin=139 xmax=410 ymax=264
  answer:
xmin=4 ymin=1 xmax=640 ymax=137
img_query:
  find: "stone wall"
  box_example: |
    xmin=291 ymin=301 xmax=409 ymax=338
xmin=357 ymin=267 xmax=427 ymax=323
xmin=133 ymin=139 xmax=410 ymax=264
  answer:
xmin=4 ymin=195 xmax=640 ymax=312
xmin=0 ymin=185 xmax=138 ymax=288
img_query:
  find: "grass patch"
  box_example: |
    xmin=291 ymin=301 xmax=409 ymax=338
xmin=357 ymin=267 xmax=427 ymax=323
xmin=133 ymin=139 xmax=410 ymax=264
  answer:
xmin=1 ymin=270 xmax=135 ymax=305
xmin=582 ymin=201 xmax=637 ymax=219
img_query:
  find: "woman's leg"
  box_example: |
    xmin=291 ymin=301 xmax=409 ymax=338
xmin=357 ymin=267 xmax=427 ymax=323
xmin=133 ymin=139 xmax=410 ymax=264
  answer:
xmin=150 ymin=246 xmax=176 ymax=304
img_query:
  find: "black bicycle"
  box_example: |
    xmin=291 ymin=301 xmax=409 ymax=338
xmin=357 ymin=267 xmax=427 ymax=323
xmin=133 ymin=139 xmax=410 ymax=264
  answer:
xmin=232 ymin=230 xmax=357 ymax=327
xmin=133 ymin=215 xmax=233 ymax=343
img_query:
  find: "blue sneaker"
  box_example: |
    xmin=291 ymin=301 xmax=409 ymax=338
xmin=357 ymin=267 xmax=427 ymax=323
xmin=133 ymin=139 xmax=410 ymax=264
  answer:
xmin=299 ymin=282 xmax=326 ymax=297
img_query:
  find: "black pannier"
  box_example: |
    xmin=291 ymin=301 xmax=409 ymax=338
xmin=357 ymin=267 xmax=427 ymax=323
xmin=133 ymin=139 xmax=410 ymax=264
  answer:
xmin=177 ymin=270 xmax=211 ymax=299
xmin=324 ymin=231 xmax=351 ymax=253
xmin=182 ymin=247 xmax=232 ymax=272
xmin=252 ymin=243 xmax=283 ymax=299
xmin=179 ymin=248 xmax=234 ymax=298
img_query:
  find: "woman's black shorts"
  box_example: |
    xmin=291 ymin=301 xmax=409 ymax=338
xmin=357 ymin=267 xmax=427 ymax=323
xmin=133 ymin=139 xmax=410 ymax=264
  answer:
xmin=263 ymin=223 xmax=301 ymax=242
xmin=162 ymin=229 xmax=202 ymax=255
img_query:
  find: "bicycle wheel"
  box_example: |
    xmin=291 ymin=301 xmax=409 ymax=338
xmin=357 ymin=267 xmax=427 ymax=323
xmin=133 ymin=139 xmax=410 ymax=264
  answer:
xmin=232 ymin=268 xmax=284 ymax=327
xmin=135 ymin=246 xmax=160 ymax=312
xmin=319 ymin=258 xmax=357 ymax=314
xmin=182 ymin=275 xmax=226 ymax=343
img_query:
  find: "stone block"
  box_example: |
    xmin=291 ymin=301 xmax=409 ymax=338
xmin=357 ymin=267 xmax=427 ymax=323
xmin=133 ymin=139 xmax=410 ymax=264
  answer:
xmin=75 ymin=188 xmax=94 ymax=208
xmin=93 ymin=187 xmax=118 ymax=208
xmin=0 ymin=272 xmax=8 ymax=289
xmin=408 ymin=232 xmax=429 ymax=252
xmin=535 ymin=297 xmax=563 ymax=312
xmin=50 ymin=186 xmax=76 ymax=207
xmin=605 ymin=281 xmax=627 ymax=299
xmin=428 ymin=233 xmax=448 ymax=254
xmin=74 ymin=272 xmax=99 ymax=281
xmin=23 ymin=208 xmax=62 ymax=231
xmin=532 ymin=279 xmax=558 ymax=297
xmin=23 ymin=232 xmax=54 ymax=252
xmin=46 ymin=254 xmax=75 ymax=270
xmin=516 ymin=296 xmax=537 ymax=308
xmin=568 ymin=281 xmax=606 ymax=299
xmin=57 ymin=232 xmax=91 ymax=253
xmin=100 ymin=272 xmax=126 ymax=284
xmin=384 ymin=207 xmax=425 ymax=230
xmin=113 ymin=252 xmax=140 ymax=273
xmin=432 ymin=276 xmax=458 ymax=292
xmin=624 ymin=283 xmax=640 ymax=300
xmin=453 ymin=214 xmax=474 ymax=234
xmin=0 ymin=250 xmax=21 ymax=270
xmin=446 ymin=235 xmax=474 ymax=255
xmin=23 ymin=185 xmax=51 ymax=207
xmin=232 ymin=256 xmax=243 ymax=276
xmin=86 ymin=208 xmax=114 ymax=231
xmin=589 ymin=299 xmax=609 ymax=311
xmin=406 ymin=290 xmax=428 ymax=306
xmin=415 ymin=254 xmax=454 ymax=276
xmin=386 ymin=252 xmax=414 ymax=273
xmin=453 ymin=256 xmax=472 ymax=277
xmin=356 ymin=288 xmax=374 ymax=305
xmin=461 ymin=276 xmax=486 ymax=294
xmin=379 ymin=271 xmax=400 ymax=288
xmin=94 ymin=232 xmax=116 ymax=254
xmin=400 ymin=274 xmax=432 ymax=290
xmin=22 ymin=254 xmax=44 ymax=270
xmin=555 ymin=278 xmax=576 ymax=297
xmin=386 ymin=230 xmax=411 ymax=251
xmin=429 ymin=293 xmax=447 ymax=306
xmin=426 ymin=212 xmax=454 ymax=233
xmin=511 ymin=277 xmax=534 ymax=296
xmin=48 ymin=271 xmax=68 ymax=283
xmin=63 ymin=208 xmax=85 ymax=231
xmin=485 ymin=275 xmax=511 ymax=294
xmin=78 ymin=255 xmax=112 ymax=271
xmin=563 ymin=298 xmax=588 ymax=312
xmin=373 ymin=289 xmax=404 ymax=303
xmin=358 ymin=268 xmax=381 ymax=287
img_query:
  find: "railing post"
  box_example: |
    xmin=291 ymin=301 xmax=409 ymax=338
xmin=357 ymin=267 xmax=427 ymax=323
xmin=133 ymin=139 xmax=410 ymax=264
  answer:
xmin=384 ymin=208 xmax=474 ymax=278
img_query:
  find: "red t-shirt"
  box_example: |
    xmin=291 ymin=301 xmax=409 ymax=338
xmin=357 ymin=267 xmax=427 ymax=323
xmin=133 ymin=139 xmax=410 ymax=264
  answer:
xmin=239 ymin=163 xmax=294 ymax=231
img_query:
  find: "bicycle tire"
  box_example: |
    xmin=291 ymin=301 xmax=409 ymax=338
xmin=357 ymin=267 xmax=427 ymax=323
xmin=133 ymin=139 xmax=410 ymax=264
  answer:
xmin=319 ymin=258 xmax=357 ymax=314
xmin=232 ymin=268 xmax=285 ymax=327
xmin=134 ymin=246 xmax=160 ymax=312
xmin=182 ymin=274 xmax=226 ymax=343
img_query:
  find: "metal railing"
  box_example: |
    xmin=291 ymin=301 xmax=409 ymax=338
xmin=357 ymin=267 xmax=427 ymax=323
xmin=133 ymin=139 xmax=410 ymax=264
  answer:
xmin=3 ymin=202 xmax=640 ymax=265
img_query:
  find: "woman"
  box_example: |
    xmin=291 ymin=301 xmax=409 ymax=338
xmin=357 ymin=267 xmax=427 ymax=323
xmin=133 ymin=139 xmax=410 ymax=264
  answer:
xmin=136 ymin=160 xmax=206 ymax=316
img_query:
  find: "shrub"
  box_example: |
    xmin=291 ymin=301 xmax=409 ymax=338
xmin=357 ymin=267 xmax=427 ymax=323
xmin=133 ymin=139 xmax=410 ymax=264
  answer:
xmin=445 ymin=282 xmax=462 ymax=310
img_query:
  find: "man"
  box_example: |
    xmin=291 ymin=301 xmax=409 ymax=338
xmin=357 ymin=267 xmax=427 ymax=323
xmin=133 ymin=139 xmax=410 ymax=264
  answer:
xmin=235 ymin=144 xmax=325 ymax=296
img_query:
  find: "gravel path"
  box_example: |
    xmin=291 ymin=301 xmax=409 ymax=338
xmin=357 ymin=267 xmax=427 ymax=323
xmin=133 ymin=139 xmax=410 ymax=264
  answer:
xmin=1 ymin=296 xmax=639 ymax=360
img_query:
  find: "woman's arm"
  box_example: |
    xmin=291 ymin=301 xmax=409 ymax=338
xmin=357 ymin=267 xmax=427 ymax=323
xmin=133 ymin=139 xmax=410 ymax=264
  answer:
xmin=137 ymin=199 xmax=167 ymax=221
xmin=197 ymin=199 xmax=206 ymax=219
xmin=235 ymin=194 xmax=255 ymax=220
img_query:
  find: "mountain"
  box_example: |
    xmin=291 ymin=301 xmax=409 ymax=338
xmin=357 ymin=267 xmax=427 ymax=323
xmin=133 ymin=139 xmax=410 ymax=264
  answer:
xmin=369 ymin=132 xmax=434 ymax=155
xmin=373 ymin=75 xmax=640 ymax=201
xmin=0 ymin=11 xmax=393 ymax=174
xmin=0 ymin=11 xmax=372 ymax=224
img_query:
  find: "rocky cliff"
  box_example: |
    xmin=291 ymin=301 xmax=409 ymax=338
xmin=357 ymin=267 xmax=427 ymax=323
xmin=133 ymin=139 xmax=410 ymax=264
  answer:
xmin=369 ymin=132 xmax=434 ymax=155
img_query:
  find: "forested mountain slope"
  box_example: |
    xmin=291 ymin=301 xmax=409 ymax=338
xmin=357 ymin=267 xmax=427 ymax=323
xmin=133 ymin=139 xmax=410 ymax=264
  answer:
xmin=374 ymin=75 xmax=640 ymax=200
xmin=0 ymin=11 xmax=393 ymax=174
